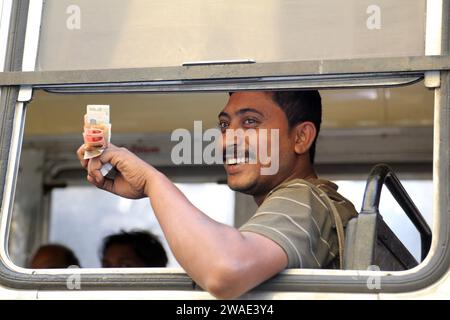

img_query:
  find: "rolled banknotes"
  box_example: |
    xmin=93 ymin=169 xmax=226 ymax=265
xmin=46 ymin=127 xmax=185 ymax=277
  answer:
xmin=83 ymin=105 xmax=111 ymax=159
xmin=83 ymin=105 xmax=116 ymax=179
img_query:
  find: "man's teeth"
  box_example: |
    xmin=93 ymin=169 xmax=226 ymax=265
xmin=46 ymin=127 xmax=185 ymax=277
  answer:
xmin=226 ymin=158 xmax=247 ymax=165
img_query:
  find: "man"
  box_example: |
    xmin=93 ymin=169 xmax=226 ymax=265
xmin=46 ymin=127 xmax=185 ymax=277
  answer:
xmin=29 ymin=244 xmax=80 ymax=269
xmin=101 ymin=230 xmax=168 ymax=268
xmin=77 ymin=91 xmax=357 ymax=299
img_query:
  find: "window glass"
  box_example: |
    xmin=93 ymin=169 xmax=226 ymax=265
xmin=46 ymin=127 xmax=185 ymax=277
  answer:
xmin=37 ymin=0 xmax=426 ymax=71
xmin=48 ymin=183 xmax=235 ymax=268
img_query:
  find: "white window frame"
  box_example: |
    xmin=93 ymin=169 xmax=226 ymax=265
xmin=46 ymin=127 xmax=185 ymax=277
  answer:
xmin=0 ymin=0 xmax=448 ymax=298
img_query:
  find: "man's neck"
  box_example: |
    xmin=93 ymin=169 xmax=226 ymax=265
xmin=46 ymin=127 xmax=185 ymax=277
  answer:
xmin=253 ymin=163 xmax=318 ymax=206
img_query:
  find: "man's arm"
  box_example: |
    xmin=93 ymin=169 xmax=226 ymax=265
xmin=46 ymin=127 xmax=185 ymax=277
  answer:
xmin=78 ymin=144 xmax=288 ymax=299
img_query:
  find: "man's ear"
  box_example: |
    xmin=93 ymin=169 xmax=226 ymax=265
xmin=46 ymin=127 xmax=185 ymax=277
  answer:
xmin=293 ymin=122 xmax=317 ymax=156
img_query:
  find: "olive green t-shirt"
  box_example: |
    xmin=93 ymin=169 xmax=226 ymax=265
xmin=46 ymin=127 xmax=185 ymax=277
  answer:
xmin=239 ymin=178 xmax=358 ymax=269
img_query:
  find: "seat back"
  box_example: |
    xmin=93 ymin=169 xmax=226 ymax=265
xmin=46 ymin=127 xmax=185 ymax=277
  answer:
xmin=343 ymin=164 xmax=431 ymax=271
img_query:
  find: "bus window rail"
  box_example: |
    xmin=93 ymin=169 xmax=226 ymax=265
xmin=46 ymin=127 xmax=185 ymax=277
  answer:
xmin=0 ymin=55 xmax=449 ymax=87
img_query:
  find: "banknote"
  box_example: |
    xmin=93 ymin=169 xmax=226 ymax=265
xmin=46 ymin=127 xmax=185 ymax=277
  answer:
xmin=83 ymin=105 xmax=111 ymax=159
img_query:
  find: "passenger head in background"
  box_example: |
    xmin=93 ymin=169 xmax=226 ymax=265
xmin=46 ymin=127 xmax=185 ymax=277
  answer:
xmin=29 ymin=244 xmax=80 ymax=269
xmin=100 ymin=230 xmax=168 ymax=268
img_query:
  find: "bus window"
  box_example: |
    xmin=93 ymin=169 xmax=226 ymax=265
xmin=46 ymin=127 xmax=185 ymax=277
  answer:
xmin=7 ymin=82 xmax=434 ymax=273
xmin=0 ymin=0 xmax=448 ymax=301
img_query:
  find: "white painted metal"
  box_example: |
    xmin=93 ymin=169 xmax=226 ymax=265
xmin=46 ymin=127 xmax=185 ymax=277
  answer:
xmin=426 ymin=0 xmax=443 ymax=56
xmin=0 ymin=102 xmax=27 ymax=273
xmin=21 ymin=0 xmax=43 ymax=72
xmin=0 ymin=0 xmax=13 ymax=72
xmin=425 ymin=0 xmax=444 ymax=88
xmin=17 ymin=0 xmax=43 ymax=102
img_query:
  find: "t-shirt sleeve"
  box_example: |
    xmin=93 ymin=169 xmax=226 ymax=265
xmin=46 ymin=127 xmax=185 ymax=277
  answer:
xmin=239 ymin=182 xmax=337 ymax=269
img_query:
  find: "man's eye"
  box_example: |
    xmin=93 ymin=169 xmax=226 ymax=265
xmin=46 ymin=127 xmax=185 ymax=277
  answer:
xmin=218 ymin=121 xmax=229 ymax=130
xmin=243 ymin=118 xmax=258 ymax=125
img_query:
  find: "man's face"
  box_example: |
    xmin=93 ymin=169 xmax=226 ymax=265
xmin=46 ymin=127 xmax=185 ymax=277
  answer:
xmin=102 ymin=243 xmax=146 ymax=268
xmin=218 ymin=92 xmax=296 ymax=197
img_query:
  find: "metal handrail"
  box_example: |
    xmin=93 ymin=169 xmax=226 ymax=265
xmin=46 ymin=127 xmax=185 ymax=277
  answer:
xmin=361 ymin=164 xmax=432 ymax=261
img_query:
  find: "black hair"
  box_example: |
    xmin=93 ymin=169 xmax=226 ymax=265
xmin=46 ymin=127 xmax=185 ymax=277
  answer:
xmin=270 ymin=91 xmax=322 ymax=164
xmin=31 ymin=244 xmax=80 ymax=268
xmin=61 ymin=246 xmax=80 ymax=267
xmin=229 ymin=91 xmax=322 ymax=164
xmin=101 ymin=230 xmax=168 ymax=267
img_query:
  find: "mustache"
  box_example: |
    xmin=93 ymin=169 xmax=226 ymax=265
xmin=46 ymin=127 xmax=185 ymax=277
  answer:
xmin=222 ymin=145 xmax=258 ymax=162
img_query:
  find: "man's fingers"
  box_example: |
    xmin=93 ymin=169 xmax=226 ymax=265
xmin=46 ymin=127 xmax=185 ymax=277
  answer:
xmin=76 ymin=144 xmax=85 ymax=160
xmin=100 ymin=178 xmax=115 ymax=194
xmin=87 ymin=174 xmax=96 ymax=185
xmin=87 ymin=173 xmax=114 ymax=194
xmin=80 ymin=142 xmax=119 ymax=176
xmin=98 ymin=144 xmax=121 ymax=167
xmin=87 ymin=157 xmax=106 ymax=184
xmin=77 ymin=145 xmax=88 ymax=169
xmin=80 ymin=142 xmax=125 ymax=196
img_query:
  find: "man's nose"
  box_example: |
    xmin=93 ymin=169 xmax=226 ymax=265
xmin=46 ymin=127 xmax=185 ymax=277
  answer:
xmin=221 ymin=128 xmax=245 ymax=149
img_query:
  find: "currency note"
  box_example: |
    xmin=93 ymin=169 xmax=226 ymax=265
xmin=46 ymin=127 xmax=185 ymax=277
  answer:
xmin=83 ymin=105 xmax=111 ymax=159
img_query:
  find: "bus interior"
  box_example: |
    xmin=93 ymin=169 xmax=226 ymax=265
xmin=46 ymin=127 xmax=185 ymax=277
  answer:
xmin=9 ymin=81 xmax=434 ymax=271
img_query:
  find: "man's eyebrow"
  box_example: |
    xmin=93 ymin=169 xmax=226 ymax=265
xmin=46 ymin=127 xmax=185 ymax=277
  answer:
xmin=235 ymin=108 xmax=265 ymax=117
xmin=218 ymin=108 xmax=265 ymax=119
xmin=218 ymin=111 xmax=230 ymax=118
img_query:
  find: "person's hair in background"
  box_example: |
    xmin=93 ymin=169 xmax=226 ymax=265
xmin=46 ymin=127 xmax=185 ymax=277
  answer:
xmin=29 ymin=244 xmax=80 ymax=269
xmin=101 ymin=230 xmax=168 ymax=268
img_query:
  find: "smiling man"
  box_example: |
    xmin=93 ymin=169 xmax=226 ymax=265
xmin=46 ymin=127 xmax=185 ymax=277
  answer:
xmin=77 ymin=90 xmax=357 ymax=299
